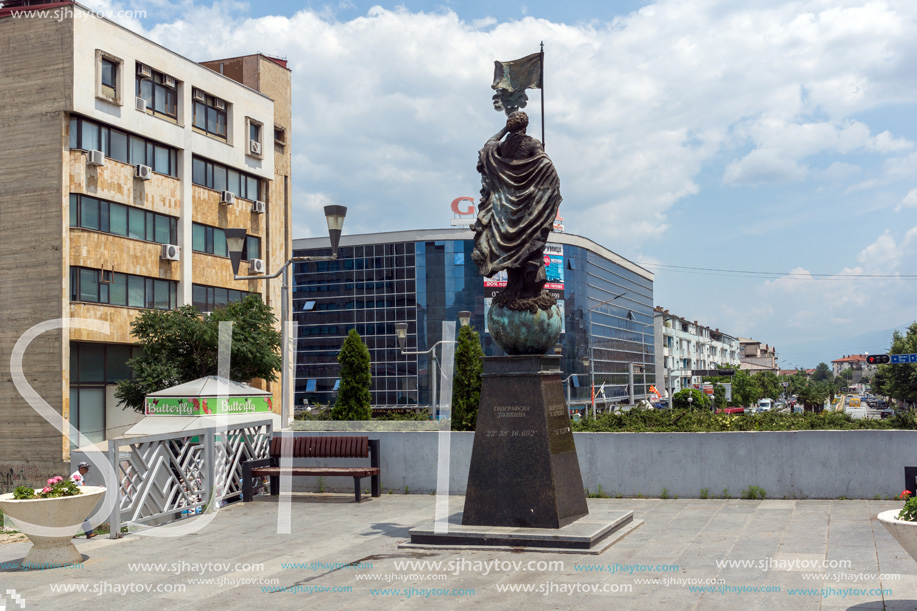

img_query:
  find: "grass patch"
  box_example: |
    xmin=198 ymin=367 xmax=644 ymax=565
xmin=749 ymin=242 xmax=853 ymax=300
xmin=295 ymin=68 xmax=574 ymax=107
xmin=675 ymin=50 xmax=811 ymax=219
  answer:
xmin=741 ymin=486 xmax=766 ymax=500
xmin=585 ymin=485 xmax=611 ymax=498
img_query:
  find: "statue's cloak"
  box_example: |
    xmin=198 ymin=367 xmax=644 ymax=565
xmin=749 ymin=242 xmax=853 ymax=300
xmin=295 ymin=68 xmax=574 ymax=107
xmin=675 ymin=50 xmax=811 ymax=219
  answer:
xmin=471 ymin=138 xmax=562 ymax=278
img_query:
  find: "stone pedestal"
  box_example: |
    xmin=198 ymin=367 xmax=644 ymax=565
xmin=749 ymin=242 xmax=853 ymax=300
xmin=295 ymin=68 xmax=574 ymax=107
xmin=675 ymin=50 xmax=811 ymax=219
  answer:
xmin=462 ymin=355 xmax=589 ymax=528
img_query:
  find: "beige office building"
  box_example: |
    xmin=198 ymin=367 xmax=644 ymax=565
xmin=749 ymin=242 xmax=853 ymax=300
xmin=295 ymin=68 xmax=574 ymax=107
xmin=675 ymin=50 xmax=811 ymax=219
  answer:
xmin=0 ymin=0 xmax=292 ymax=490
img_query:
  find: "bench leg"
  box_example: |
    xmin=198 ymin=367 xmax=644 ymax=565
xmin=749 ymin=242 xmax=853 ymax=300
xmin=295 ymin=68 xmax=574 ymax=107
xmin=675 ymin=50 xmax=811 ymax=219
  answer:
xmin=242 ymin=464 xmax=253 ymax=503
xmin=270 ymin=475 xmax=279 ymax=496
xmin=371 ymin=473 xmax=380 ymax=498
xmin=353 ymin=477 xmax=362 ymax=503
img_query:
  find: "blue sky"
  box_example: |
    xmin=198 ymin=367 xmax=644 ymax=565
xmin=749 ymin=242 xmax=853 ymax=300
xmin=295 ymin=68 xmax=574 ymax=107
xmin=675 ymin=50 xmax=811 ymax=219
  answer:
xmin=89 ymin=0 xmax=917 ymax=368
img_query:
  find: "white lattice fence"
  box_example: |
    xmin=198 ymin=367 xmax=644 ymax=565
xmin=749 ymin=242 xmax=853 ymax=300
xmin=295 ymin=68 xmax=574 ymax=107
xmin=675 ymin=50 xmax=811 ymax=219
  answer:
xmin=107 ymin=419 xmax=272 ymax=536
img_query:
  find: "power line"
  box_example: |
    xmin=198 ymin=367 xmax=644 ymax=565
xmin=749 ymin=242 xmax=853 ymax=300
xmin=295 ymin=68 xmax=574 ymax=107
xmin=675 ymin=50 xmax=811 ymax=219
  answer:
xmin=639 ymin=262 xmax=917 ymax=280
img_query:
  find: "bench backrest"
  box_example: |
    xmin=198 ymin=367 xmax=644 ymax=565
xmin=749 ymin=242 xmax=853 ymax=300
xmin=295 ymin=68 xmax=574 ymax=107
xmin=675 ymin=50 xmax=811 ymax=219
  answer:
xmin=269 ymin=435 xmax=370 ymax=459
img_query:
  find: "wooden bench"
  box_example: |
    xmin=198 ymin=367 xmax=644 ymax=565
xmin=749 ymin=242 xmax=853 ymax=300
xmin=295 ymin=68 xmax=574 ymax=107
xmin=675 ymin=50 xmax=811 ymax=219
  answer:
xmin=242 ymin=436 xmax=381 ymax=503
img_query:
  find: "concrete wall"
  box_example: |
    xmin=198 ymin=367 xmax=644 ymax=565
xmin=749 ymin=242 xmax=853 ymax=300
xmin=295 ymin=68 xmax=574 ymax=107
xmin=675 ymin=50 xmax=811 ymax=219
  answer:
xmin=0 ymin=13 xmax=73 ymax=491
xmin=280 ymin=430 xmax=917 ymax=499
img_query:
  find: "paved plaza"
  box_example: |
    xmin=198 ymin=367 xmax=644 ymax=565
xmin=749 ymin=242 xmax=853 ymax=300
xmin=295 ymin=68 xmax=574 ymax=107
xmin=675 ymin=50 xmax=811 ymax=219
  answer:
xmin=1 ymin=495 xmax=915 ymax=610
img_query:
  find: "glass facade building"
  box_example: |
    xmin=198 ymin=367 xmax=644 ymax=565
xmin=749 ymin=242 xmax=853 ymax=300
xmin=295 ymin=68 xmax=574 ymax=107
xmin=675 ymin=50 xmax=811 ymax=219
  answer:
xmin=292 ymin=229 xmax=655 ymax=410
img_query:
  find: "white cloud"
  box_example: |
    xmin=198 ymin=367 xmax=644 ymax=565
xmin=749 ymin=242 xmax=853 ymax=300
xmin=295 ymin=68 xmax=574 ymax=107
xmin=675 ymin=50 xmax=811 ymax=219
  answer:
xmin=723 ymin=149 xmax=808 ymax=186
xmin=89 ymin=0 xmax=917 ymax=252
xmin=895 ymin=188 xmax=917 ymax=212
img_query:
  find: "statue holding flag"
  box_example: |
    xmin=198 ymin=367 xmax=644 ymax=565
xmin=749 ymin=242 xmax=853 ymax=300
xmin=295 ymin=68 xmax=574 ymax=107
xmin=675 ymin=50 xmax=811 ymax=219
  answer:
xmin=472 ymin=49 xmax=563 ymax=355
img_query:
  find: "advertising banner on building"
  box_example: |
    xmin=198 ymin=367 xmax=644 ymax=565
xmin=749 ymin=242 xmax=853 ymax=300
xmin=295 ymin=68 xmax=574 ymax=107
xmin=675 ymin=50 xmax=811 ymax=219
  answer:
xmin=483 ymin=244 xmax=564 ymax=291
xmin=543 ymin=243 xmax=564 ymax=290
xmin=145 ymin=396 xmax=273 ymax=416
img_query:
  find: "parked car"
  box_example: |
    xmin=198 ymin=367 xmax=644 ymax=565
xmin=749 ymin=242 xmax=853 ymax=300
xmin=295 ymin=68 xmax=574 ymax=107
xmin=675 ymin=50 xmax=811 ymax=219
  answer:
xmin=757 ymin=398 xmax=774 ymax=412
xmin=716 ymin=407 xmax=745 ymax=415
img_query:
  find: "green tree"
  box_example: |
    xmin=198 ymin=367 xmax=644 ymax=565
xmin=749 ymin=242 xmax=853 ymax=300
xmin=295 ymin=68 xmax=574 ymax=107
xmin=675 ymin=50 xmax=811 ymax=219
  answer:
xmin=812 ymin=362 xmax=833 ymax=383
xmin=331 ymin=329 xmax=372 ymax=420
xmin=673 ymin=388 xmax=710 ymax=410
xmin=755 ymin=371 xmax=782 ymax=400
xmin=785 ymin=369 xmax=808 ymax=396
xmin=712 ymin=383 xmax=727 ymax=409
xmin=876 ymin=323 xmax=917 ymax=406
xmin=796 ymin=380 xmax=830 ymax=411
xmin=451 ymin=325 xmax=484 ymax=431
xmin=730 ymin=368 xmax=762 ymax=407
xmin=115 ymin=296 xmax=281 ymax=412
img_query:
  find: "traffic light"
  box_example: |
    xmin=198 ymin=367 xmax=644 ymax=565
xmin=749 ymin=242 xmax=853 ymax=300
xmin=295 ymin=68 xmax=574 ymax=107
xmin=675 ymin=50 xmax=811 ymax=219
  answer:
xmin=866 ymin=354 xmax=890 ymax=365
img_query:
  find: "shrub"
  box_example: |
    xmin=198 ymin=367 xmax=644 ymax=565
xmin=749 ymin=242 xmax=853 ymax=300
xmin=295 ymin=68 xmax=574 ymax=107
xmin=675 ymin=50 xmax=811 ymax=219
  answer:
xmin=331 ymin=329 xmax=372 ymax=420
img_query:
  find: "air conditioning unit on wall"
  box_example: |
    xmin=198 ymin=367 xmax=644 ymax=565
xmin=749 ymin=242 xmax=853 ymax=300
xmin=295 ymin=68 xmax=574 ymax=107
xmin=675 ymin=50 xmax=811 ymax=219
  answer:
xmin=250 ymin=258 xmax=265 ymax=274
xmin=136 ymin=97 xmax=147 ymax=112
xmin=161 ymin=244 xmax=180 ymax=261
xmin=136 ymin=62 xmax=151 ymax=78
xmin=88 ymin=150 xmax=105 ymax=166
xmin=220 ymin=191 xmax=235 ymax=205
xmin=249 ymin=140 xmax=261 ymax=155
xmin=135 ymin=164 xmax=152 ymax=180
xmin=252 ymin=200 xmax=266 ymax=214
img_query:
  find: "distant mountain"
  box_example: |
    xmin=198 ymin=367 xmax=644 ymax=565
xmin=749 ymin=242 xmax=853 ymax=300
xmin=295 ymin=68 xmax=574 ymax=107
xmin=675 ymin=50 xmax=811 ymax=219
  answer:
xmin=779 ymin=323 xmax=911 ymax=369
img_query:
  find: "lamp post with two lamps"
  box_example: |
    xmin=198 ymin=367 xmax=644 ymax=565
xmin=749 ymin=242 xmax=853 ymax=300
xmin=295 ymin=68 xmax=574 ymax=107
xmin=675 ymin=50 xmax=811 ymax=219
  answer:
xmin=394 ymin=311 xmax=471 ymax=417
xmin=225 ymin=205 xmax=347 ymax=427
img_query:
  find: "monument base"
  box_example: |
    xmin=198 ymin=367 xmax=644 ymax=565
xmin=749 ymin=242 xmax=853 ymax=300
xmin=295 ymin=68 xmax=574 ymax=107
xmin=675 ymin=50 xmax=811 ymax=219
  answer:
xmin=403 ymin=509 xmax=641 ymax=554
xmin=462 ymin=355 xmax=589 ymax=529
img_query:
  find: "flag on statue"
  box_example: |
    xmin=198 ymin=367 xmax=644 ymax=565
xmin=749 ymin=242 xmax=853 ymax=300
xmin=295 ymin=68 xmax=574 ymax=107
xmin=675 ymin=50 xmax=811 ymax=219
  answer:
xmin=492 ymin=52 xmax=543 ymax=92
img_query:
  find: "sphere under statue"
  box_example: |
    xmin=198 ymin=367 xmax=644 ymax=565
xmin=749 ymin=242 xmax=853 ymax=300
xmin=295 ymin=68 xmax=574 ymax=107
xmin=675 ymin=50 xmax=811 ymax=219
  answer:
xmin=471 ymin=110 xmax=563 ymax=354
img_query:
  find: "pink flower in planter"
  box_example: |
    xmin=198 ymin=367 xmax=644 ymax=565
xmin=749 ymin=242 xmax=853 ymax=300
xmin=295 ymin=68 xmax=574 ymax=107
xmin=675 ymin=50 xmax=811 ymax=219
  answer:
xmin=47 ymin=478 xmax=54 ymax=485
xmin=41 ymin=487 xmax=51 ymax=493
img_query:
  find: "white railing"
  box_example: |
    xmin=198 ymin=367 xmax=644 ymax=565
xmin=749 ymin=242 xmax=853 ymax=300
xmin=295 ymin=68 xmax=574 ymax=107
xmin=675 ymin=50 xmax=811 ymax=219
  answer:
xmin=106 ymin=419 xmax=272 ymax=537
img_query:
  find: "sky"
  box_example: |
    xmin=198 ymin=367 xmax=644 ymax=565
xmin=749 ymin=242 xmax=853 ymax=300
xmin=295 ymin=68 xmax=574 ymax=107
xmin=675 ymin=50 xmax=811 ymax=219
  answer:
xmin=79 ymin=0 xmax=917 ymax=368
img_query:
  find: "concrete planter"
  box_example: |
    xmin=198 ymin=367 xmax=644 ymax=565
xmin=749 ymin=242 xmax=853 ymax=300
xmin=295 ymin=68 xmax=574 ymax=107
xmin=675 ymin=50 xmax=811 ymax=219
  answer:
xmin=877 ymin=509 xmax=917 ymax=563
xmin=0 ymin=486 xmax=106 ymax=567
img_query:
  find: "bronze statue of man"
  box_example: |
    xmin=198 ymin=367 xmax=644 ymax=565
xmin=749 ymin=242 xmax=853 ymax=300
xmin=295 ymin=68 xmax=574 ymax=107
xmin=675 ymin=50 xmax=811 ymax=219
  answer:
xmin=472 ymin=111 xmax=562 ymax=308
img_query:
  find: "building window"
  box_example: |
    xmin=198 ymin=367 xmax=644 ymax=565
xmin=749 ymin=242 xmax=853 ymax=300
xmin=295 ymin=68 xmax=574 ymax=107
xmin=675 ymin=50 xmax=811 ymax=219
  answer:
xmin=95 ymin=50 xmax=122 ymax=105
xmin=101 ymin=59 xmax=117 ymax=96
xmin=192 ymin=89 xmax=228 ymax=139
xmin=246 ymin=117 xmax=263 ymax=157
xmin=69 ymin=115 xmax=178 ymax=177
xmin=70 ymin=194 xmax=177 ymax=244
xmin=191 ymin=222 xmax=259 ymax=259
xmin=136 ymin=65 xmax=178 ymax=120
xmin=274 ymin=127 xmax=286 ymax=146
xmin=70 ymin=342 xmax=142 ymax=445
xmin=191 ymin=284 xmax=255 ymax=313
xmin=191 ymin=155 xmax=261 ymax=201
xmin=246 ymin=235 xmax=261 ymax=261
xmin=70 ymin=266 xmax=177 ymax=310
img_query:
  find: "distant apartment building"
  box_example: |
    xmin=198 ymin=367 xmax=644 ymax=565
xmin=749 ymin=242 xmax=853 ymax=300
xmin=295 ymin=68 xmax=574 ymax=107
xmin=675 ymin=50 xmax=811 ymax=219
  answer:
xmin=653 ymin=307 xmax=740 ymax=395
xmin=0 ymin=1 xmax=292 ymax=489
xmin=738 ymin=338 xmax=778 ymax=374
xmin=832 ymin=355 xmax=877 ymax=384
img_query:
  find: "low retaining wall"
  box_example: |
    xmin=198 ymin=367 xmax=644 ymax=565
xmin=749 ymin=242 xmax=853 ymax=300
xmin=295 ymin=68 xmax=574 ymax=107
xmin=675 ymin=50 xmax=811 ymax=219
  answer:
xmin=277 ymin=430 xmax=916 ymax=499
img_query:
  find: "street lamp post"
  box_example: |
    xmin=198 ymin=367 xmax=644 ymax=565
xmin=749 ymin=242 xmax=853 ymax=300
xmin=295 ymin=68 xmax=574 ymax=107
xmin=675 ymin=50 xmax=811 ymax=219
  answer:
xmin=563 ymin=356 xmax=590 ymax=412
xmin=226 ymin=205 xmax=347 ymax=427
xmin=394 ymin=311 xmax=471 ymax=415
xmin=588 ymin=292 xmax=627 ymax=418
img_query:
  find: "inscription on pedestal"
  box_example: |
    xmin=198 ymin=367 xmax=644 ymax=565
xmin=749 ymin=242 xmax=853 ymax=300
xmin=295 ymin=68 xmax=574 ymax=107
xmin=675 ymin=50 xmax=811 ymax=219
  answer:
xmin=462 ymin=355 xmax=589 ymax=529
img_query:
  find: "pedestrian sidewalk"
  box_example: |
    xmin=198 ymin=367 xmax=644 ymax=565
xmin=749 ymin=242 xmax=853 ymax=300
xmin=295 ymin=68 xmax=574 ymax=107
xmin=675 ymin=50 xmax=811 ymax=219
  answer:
xmin=0 ymin=496 xmax=914 ymax=610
